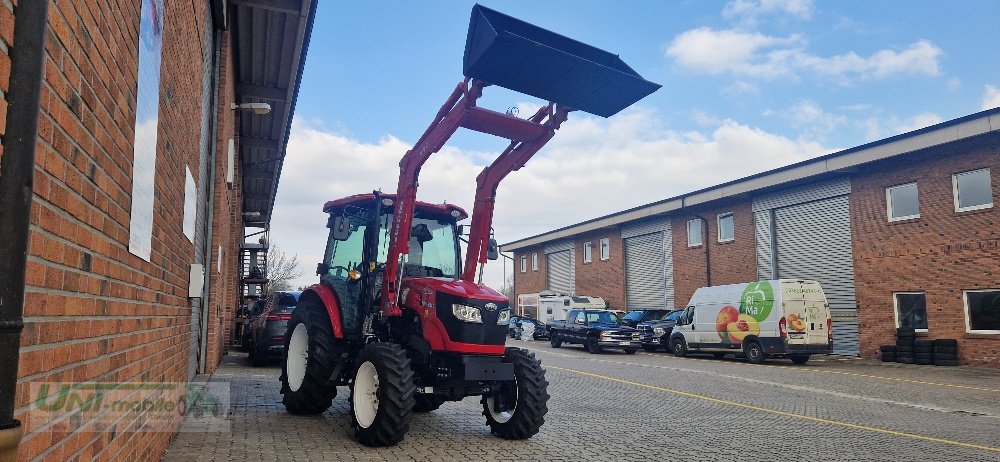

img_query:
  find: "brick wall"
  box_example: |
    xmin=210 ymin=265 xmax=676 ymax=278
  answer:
xmin=852 ymin=135 xmax=1000 ymax=367
xmin=8 ymin=1 xmax=244 ymax=460
xmin=672 ymin=200 xmax=757 ymax=307
xmin=512 ymin=245 xmax=546 ymax=302
xmin=574 ymin=229 xmax=625 ymax=309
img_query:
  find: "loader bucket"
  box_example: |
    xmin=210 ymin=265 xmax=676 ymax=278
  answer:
xmin=463 ymin=4 xmax=661 ymax=118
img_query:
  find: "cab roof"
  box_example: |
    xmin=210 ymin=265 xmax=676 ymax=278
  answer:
xmin=322 ymin=193 xmax=469 ymax=220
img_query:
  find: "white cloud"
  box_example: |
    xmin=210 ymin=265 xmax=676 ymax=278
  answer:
xmin=765 ymin=100 xmax=847 ymax=140
xmin=982 ymin=85 xmax=1000 ymax=110
xmin=271 ymin=112 xmax=829 ymax=290
xmin=666 ymin=28 xmax=942 ymax=83
xmin=721 ymin=80 xmax=761 ymax=99
xmin=860 ymin=112 xmax=943 ymax=141
xmin=723 ymin=0 xmax=814 ymax=24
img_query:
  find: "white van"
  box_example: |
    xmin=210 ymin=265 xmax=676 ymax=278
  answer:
xmin=668 ymin=279 xmax=832 ymax=364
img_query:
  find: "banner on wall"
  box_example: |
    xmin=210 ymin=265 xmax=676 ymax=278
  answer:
xmin=128 ymin=0 xmax=165 ymax=262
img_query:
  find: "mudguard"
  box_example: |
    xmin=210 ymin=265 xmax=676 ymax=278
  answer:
xmin=303 ymin=283 xmax=344 ymax=339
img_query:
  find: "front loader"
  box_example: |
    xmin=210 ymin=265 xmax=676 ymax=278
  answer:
xmin=278 ymin=4 xmax=659 ymax=447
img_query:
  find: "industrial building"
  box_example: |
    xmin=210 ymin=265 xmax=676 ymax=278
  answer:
xmin=0 ymin=1 xmax=315 ymax=460
xmin=505 ymin=108 xmax=1000 ymax=367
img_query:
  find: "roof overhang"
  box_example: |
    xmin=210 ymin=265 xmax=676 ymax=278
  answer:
xmin=230 ymin=0 xmax=317 ymax=227
xmin=501 ymin=108 xmax=1000 ymax=252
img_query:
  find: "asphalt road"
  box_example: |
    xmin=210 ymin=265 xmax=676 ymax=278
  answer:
xmin=162 ymin=339 xmax=1000 ymax=462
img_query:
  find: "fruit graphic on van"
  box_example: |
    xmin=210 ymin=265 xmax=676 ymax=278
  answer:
xmin=727 ymin=313 xmax=760 ymax=343
xmin=740 ymin=281 xmax=774 ymax=322
xmin=716 ymin=305 xmax=739 ymax=342
xmin=787 ymin=313 xmax=807 ymax=332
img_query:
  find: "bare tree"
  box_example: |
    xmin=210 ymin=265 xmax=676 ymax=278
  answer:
xmin=266 ymin=245 xmax=303 ymax=293
xmin=499 ymin=274 xmax=515 ymax=300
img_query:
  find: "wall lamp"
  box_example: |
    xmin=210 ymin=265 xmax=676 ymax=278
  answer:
xmin=231 ymin=102 xmax=271 ymax=115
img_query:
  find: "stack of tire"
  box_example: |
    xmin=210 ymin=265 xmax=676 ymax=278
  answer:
xmin=913 ymin=339 xmax=934 ymax=365
xmin=895 ymin=327 xmax=915 ymax=364
xmin=933 ymin=339 xmax=958 ymax=366
xmin=879 ymin=345 xmax=896 ymax=362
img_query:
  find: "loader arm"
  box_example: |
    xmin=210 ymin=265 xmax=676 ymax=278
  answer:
xmin=460 ymin=104 xmax=571 ymax=283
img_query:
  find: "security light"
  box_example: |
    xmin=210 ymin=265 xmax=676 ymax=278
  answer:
xmin=231 ymin=102 xmax=271 ymax=115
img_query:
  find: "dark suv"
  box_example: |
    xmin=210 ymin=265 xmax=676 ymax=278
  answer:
xmin=248 ymin=291 xmax=301 ymax=366
xmin=620 ymin=309 xmax=674 ymax=328
xmin=638 ymin=309 xmax=684 ymax=351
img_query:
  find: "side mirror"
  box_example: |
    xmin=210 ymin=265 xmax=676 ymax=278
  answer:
xmin=316 ymin=262 xmax=330 ymax=275
xmin=487 ymin=238 xmax=499 ymax=260
xmin=330 ymin=216 xmax=351 ymax=241
xmin=457 ymin=224 xmax=466 ymax=236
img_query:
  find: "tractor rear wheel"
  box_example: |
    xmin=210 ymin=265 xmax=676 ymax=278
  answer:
xmin=350 ymin=343 xmax=416 ymax=447
xmin=482 ymin=347 xmax=549 ymax=440
xmin=413 ymin=394 xmax=446 ymax=412
xmin=280 ymin=299 xmax=341 ymax=415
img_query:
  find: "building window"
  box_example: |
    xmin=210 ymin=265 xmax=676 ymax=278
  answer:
xmin=520 ymin=256 xmax=526 ymax=273
xmin=953 ymin=168 xmax=993 ymax=212
xmin=531 ymin=253 xmax=538 ymax=271
xmin=599 ymin=238 xmax=610 ymax=261
xmin=717 ymin=213 xmax=734 ymax=242
xmin=886 ymin=183 xmax=919 ymax=221
xmin=965 ymin=289 xmax=1000 ymax=333
xmin=687 ymin=219 xmax=702 ymax=247
xmin=893 ymin=292 xmax=928 ymax=332
xmin=583 ymin=242 xmax=593 ymax=263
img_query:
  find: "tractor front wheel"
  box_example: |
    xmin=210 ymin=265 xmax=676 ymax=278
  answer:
xmin=350 ymin=343 xmax=416 ymax=447
xmin=482 ymin=347 xmax=549 ymax=440
xmin=280 ymin=299 xmax=340 ymax=415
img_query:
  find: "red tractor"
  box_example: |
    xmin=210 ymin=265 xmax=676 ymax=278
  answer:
xmin=278 ymin=5 xmax=659 ymax=446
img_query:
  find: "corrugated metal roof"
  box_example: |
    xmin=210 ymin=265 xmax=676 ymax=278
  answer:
xmin=230 ymin=0 xmax=316 ymax=226
xmin=501 ymin=107 xmax=1000 ymax=252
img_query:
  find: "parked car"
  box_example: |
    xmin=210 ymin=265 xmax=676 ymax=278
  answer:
xmin=547 ymin=309 xmax=639 ymax=354
xmin=508 ymin=316 xmax=549 ymax=340
xmin=637 ymin=309 xmax=684 ymax=351
xmin=239 ymin=298 xmax=268 ymax=350
xmin=620 ymin=309 xmax=674 ymax=328
xmin=669 ymin=280 xmax=832 ymax=364
xmin=248 ymin=291 xmax=301 ymax=366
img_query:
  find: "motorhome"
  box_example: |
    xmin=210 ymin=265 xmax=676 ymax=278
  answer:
xmin=517 ymin=291 xmax=607 ymax=324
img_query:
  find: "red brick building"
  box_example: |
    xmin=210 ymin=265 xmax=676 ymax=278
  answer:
xmin=504 ymin=109 xmax=1000 ymax=367
xmin=0 ymin=1 xmax=316 ymax=460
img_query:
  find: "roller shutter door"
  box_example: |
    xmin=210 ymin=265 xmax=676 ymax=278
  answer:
xmin=774 ymin=196 xmax=858 ymax=355
xmin=625 ymin=232 xmax=666 ymax=309
xmin=546 ymin=250 xmax=573 ymax=295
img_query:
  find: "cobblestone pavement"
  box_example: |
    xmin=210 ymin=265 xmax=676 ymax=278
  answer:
xmin=162 ymin=340 xmax=1000 ymax=462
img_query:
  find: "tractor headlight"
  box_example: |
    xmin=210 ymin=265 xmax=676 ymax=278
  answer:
xmin=653 ymin=327 xmax=665 ymax=335
xmin=452 ymin=304 xmax=482 ymax=323
xmin=496 ymin=310 xmax=511 ymax=325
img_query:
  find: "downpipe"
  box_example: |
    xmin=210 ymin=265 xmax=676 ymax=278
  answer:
xmin=0 ymin=1 xmax=50 ymax=460
xmin=198 ymin=29 xmax=223 ymax=375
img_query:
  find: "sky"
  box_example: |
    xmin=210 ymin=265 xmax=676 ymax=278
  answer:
xmin=270 ymin=0 xmax=1000 ymax=292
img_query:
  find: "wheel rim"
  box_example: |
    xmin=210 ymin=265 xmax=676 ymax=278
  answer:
xmin=485 ymin=377 xmax=519 ymax=424
xmin=673 ymin=341 xmax=682 ymax=354
xmin=287 ymin=324 xmax=308 ymax=392
xmin=748 ymin=344 xmax=760 ymax=361
xmin=353 ymin=361 xmax=379 ymax=429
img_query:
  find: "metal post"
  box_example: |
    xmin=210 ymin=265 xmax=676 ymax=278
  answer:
xmin=0 ymin=1 xmax=50 ymax=459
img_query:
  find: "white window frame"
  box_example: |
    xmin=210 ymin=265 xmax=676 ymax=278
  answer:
xmin=717 ymin=212 xmax=734 ymax=243
xmin=952 ymin=168 xmax=993 ymax=212
xmin=531 ymin=253 xmax=538 ymax=271
xmin=599 ymin=238 xmax=610 ymax=261
xmin=520 ymin=256 xmax=526 ymax=273
xmin=893 ymin=292 xmax=928 ymax=333
xmin=964 ymin=289 xmax=1000 ymax=334
xmin=687 ymin=219 xmax=702 ymax=247
xmin=583 ymin=242 xmax=593 ymax=263
xmin=886 ymin=182 xmax=920 ymax=222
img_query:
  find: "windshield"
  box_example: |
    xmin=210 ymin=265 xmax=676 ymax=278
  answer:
xmin=665 ymin=310 xmax=683 ymax=321
xmin=623 ymin=311 xmax=645 ymax=322
xmin=373 ymin=209 xmax=460 ymax=278
xmin=586 ymin=311 xmax=620 ymax=325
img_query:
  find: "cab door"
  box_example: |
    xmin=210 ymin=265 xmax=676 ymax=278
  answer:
xmin=674 ymin=306 xmax=697 ymax=347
